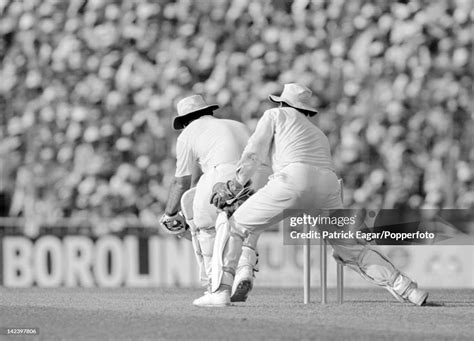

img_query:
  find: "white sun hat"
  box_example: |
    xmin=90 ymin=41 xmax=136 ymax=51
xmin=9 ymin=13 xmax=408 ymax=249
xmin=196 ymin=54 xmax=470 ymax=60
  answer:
xmin=269 ymin=83 xmax=318 ymax=115
xmin=173 ymin=95 xmax=219 ymax=130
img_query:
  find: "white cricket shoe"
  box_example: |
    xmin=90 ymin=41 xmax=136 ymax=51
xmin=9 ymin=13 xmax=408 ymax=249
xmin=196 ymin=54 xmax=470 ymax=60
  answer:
xmin=193 ymin=290 xmax=230 ymax=307
xmin=386 ymin=273 xmax=429 ymax=306
xmin=407 ymin=288 xmax=429 ymax=306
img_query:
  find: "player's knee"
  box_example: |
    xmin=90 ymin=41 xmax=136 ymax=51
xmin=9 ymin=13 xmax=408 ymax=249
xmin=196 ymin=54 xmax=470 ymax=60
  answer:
xmin=197 ymin=225 xmax=215 ymax=233
xmin=331 ymin=245 xmax=366 ymax=265
xmin=228 ymin=216 xmax=250 ymax=240
xmin=193 ymin=215 xmax=215 ymax=230
xmin=332 ymin=252 xmax=344 ymax=264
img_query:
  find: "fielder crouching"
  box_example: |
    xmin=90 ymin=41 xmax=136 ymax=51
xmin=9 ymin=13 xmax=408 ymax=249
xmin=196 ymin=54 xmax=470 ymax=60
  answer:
xmin=194 ymin=83 xmax=429 ymax=307
xmin=159 ymin=95 xmax=270 ymax=302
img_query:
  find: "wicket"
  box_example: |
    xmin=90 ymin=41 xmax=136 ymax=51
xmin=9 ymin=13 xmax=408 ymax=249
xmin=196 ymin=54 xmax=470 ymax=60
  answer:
xmin=303 ymin=179 xmax=344 ymax=304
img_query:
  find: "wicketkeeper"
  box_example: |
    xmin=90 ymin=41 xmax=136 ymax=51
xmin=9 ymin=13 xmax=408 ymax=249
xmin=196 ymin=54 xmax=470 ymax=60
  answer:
xmin=160 ymin=95 xmax=270 ymax=302
xmin=194 ymin=83 xmax=429 ymax=307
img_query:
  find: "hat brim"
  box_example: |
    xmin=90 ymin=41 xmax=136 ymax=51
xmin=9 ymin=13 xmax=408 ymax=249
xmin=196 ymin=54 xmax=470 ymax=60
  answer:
xmin=173 ymin=104 xmax=219 ymax=130
xmin=268 ymin=95 xmax=318 ymax=115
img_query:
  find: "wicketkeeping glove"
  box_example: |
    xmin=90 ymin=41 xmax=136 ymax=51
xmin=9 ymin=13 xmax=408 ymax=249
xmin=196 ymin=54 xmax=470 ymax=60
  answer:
xmin=159 ymin=212 xmax=188 ymax=236
xmin=210 ymin=179 xmax=254 ymax=216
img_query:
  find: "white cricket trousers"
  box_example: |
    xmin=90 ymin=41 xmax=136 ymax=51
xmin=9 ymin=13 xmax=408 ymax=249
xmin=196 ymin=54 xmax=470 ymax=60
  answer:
xmin=227 ymin=163 xmax=401 ymax=287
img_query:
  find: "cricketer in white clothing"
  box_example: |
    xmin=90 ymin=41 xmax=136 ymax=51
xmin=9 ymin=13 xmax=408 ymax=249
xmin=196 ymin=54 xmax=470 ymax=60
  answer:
xmin=194 ymin=83 xmax=429 ymax=307
xmin=160 ymin=95 xmax=269 ymax=302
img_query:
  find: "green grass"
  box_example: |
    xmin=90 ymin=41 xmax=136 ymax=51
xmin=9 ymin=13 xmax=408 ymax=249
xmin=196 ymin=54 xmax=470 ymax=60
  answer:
xmin=0 ymin=287 xmax=473 ymax=340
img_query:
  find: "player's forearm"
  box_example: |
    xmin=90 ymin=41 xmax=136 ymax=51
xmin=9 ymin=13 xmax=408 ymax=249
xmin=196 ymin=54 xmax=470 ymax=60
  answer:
xmin=165 ymin=176 xmax=191 ymax=215
xmin=191 ymin=163 xmax=203 ymax=187
xmin=236 ymin=111 xmax=274 ymax=185
xmin=236 ymin=152 xmax=260 ymax=185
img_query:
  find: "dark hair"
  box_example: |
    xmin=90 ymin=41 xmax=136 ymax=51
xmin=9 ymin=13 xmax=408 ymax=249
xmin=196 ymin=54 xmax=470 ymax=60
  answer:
xmin=181 ymin=109 xmax=214 ymax=127
xmin=280 ymin=102 xmax=317 ymax=117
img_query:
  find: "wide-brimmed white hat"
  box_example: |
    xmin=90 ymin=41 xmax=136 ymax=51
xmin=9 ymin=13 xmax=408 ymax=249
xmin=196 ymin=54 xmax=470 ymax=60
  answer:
xmin=269 ymin=83 xmax=318 ymax=115
xmin=173 ymin=95 xmax=219 ymax=130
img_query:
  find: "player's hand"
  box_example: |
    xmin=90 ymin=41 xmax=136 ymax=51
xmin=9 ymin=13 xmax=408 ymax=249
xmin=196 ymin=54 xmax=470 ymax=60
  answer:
xmin=227 ymin=178 xmax=245 ymax=195
xmin=210 ymin=182 xmax=230 ymax=209
xmin=210 ymin=179 xmax=251 ymax=209
xmin=159 ymin=212 xmax=187 ymax=235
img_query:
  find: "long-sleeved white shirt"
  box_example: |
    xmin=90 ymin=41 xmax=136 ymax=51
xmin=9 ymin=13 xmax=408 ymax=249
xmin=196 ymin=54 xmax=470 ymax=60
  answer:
xmin=237 ymin=107 xmax=335 ymax=184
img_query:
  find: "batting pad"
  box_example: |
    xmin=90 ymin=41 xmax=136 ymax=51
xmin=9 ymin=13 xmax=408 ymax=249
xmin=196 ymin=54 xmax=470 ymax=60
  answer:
xmin=211 ymin=212 xmax=231 ymax=292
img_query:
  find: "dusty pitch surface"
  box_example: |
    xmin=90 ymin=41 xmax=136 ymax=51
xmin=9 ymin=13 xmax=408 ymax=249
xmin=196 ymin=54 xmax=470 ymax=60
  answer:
xmin=0 ymin=287 xmax=473 ymax=340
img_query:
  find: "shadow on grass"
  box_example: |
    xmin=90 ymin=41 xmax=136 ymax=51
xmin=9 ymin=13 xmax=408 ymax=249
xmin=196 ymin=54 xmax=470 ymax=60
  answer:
xmin=424 ymin=301 xmax=445 ymax=307
xmin=339 ymin=300 xmax=396 ymax=303
xmin=320 ymin=300 xmax=473 ymax=307
xmin=425 ymin=301 xmax=474 ymax=307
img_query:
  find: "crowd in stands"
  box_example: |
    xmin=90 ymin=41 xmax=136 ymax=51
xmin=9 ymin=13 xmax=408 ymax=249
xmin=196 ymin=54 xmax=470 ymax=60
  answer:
xmin=0 ymin=0 xmax=472 ymax=234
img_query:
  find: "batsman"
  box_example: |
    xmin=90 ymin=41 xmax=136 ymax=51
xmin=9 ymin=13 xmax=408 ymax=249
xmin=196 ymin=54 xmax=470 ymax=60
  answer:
xmin=160 ymin=95 xmax=270 ymax=302
xmin=194 ymin=83 xmax=429 ymax=307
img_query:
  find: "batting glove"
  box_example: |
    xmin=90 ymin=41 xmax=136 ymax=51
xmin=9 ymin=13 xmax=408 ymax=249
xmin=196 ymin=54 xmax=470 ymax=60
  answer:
xmin=159 ymin=212 xmax=187 ymax=235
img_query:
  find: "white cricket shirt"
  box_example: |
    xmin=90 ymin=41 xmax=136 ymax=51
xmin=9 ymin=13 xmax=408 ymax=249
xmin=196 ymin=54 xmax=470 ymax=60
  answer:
xmin=239 ymin=107 xmax=335 ymax=180
xmin=175 ymin=116 xmax=251 ymax=177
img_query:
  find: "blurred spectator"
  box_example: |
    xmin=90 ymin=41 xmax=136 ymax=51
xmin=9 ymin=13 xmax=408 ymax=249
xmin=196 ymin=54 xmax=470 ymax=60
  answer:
xmin=0 ymin=0 xmax=472 ymax=233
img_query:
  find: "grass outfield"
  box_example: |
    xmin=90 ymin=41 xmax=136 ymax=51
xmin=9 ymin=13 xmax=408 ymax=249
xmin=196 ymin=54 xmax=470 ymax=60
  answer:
xmin=0 ymin=287 xmax=472 ymax=340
